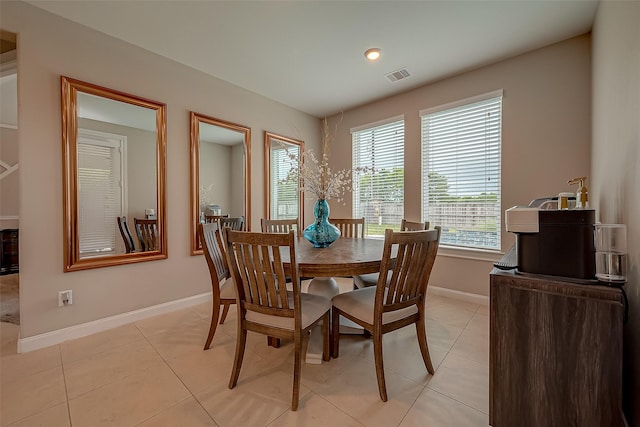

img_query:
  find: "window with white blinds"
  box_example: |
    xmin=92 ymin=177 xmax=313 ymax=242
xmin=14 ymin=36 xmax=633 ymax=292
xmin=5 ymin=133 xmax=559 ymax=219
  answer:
xmin=77 ymin=130 xmax=126 ymax=256
xmin=352 ymin=117 xmax=404 ymax=237
xmin=270 ymin=144 xmax=300 ymax=219
xmin=421 ymin=91 xmax=502 ymax=250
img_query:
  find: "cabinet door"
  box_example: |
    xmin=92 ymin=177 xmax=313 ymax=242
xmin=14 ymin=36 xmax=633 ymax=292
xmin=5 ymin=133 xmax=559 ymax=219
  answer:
xmin=490 ymin=275 xmax=624 ymax=427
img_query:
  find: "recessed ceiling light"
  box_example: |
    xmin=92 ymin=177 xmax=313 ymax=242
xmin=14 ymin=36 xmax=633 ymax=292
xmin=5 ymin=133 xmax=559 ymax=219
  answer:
xmin=364 ymin=48 xmax=381 ymax=61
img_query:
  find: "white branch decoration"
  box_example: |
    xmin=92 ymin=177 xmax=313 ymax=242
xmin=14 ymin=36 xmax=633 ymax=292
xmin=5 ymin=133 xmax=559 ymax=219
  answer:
xmin=283 ymin=118 xmax=373 ymax=203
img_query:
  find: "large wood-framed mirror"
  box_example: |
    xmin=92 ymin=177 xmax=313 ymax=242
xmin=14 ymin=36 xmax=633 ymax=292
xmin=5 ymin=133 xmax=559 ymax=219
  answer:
xmin=61 ymin=76 xmax=167 ymax=272
xmin=190 ymin=112 xmax=251 ymax=255
xmin=264 ymin=131 xmax=304 ymax=224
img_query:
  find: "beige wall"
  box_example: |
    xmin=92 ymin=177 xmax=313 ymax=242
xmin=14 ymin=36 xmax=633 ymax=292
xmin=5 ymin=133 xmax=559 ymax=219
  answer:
xmin=328 ymin=35 xmax=592 ymax=296
xmin=1 ymin=1 xmax=320 ymax=339
xmin=592 ymin=1 xmax=640 ymax=423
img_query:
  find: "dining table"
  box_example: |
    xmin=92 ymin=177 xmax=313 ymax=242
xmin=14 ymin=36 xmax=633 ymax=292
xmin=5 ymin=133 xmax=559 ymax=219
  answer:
xmin=280 ymin=236 xmax=396 ymax=363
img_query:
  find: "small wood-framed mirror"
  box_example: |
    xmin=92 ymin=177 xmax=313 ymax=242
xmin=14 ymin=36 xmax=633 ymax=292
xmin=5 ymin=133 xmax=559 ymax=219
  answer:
xmin=61 ymin=76 xmax=167 ymax=272
xmin=190 ymin=112 xmax=251 ymax=255
xmin=264 ymin=131 xmax=304 ymax=224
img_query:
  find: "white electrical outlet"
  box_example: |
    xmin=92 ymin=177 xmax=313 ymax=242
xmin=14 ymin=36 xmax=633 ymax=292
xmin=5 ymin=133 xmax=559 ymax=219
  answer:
xmin=58 ymin=290 xmax=73 ymax=307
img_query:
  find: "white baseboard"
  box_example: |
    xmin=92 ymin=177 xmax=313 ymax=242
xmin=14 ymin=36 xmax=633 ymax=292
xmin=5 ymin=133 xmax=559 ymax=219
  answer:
xmin=428 ymin=285 xmax=488 ymax=306
xmin=18 ymin=292 xmax=212 ymax=353
xmin=17 ymin=286 xmax=486 ymax=353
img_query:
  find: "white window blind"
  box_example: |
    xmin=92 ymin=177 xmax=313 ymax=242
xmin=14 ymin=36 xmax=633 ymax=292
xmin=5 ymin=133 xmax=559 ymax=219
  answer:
xmin=421 ymin=92 xmax=502 ymax=250
xmin=77 ymin=130 xmax=125 ymax=256
xmin=352 ymin=118 xmax=404 ymax=237
xmin=270 ymin=145 xmax=300 ymax=219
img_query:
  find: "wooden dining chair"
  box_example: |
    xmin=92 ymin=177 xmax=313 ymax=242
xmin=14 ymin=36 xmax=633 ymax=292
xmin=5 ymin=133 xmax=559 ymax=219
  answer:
xmin=400 ymin=219 xmax=430 ymax=232
xmin=261 ymin=218 xmax=300 ymax=236
xmin=329 ymin=217 xmax=365 ymax=238
xmin=332 ymin=227 xmax=441 ymax=402
xmin=224 ymin=229 xmax=331 ymax=411
xmin=133 ymin=218 xmax=158 ymax=251
xmin=204 ymin=214 xmax=228 ymax=223
xmin=353 ymin=219 xmax=430 ymax=289
xmin=220 ymin=216 xmax=244 ymax=231
xmin=198 ymin=222 xmax=236 ymax=350
xmin=117 ymin=216 xmax=136 ymax=253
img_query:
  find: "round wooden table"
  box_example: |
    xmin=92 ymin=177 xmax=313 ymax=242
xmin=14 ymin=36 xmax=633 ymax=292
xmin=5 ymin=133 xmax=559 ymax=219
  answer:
xmin=293 ymin=236 xmax=387 ymax=272
xmin=281 ymin=236 xmax=391 ymax=297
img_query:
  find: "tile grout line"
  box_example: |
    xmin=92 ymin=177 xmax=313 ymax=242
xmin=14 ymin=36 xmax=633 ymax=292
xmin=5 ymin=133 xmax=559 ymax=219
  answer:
xmin=132 ymin=322 xmax=221 ymax=426
xmin=424 ymin=384 xmax=490 ymax=416
xmin=396 ymin=383 xmax=429 ymax=427
xmin=60 ymin=344 xmax=74 ymax=427
xmin=6 ymin=344 xmax=74 ymax=427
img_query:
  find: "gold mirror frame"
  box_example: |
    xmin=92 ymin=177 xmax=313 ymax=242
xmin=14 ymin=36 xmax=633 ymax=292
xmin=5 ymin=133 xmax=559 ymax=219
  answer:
xmin=190 ymin=112 xmax=251 ymax=255
xmin=264 ymin=132 xmax=304 ymax=223
xmin=61 ymin=76 xmax=167 ymax=272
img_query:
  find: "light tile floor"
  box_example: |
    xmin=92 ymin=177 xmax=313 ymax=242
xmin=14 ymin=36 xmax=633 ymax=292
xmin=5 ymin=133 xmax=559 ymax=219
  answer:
xmin=0 ymin=280 xmax=489 ymax=426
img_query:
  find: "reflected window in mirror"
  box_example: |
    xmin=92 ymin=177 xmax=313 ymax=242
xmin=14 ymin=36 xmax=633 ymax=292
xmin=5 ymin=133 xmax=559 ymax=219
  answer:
xmin=264 ymin=132 xmax=304 ymax=223
xmin=61 ymin=77 xmax=167 ymax=272
xmin=190 ymin=112 xmax=251 ymax=255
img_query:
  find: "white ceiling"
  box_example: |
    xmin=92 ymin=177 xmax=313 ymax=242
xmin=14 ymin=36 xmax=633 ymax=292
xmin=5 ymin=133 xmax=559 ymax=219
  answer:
xmin=29 ymin=0 xmax=598 ymax=118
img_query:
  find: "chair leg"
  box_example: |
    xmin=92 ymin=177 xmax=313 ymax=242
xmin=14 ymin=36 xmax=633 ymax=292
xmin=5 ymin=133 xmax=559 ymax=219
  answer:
xmin=331 ymin=308 xmax=340 ymax=358
xmin=203 ymin=295 xmax=221 ymax=350
xmin=228 ymin=327 xmax=247 ymax=389
xmin=322 ymin=312 xmax=330 ymax=362
xmin=292 ymin=331 xmax=302 ymax=411
xmin=373 ymin=329 xmax=388 ymax=402
xmin=219 ymin=302 xmax=231 ymax=324
xmin=415 ymin=319 xmax=435 ymax=374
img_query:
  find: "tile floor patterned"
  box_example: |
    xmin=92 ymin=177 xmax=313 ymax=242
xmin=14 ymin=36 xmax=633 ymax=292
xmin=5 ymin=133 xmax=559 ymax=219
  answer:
xmin=0 ymin=280 xmax=489 ymax=426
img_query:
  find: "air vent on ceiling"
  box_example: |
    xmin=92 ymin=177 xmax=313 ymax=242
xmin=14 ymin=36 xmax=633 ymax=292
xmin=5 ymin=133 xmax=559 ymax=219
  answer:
xmin=385 ymin=68 xmax=411 ymax=82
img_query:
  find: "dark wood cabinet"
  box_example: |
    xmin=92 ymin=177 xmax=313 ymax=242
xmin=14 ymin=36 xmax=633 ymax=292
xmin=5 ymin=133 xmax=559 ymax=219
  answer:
xmin=490 ymin=255 xmax=624 ymax=426
xmin=0 ymin=229 xmax=19 ymax=275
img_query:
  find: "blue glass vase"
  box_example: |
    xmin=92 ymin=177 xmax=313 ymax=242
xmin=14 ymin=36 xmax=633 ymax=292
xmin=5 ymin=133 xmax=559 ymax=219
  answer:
xmin=303 ymin=199 xmax=341 ymax=248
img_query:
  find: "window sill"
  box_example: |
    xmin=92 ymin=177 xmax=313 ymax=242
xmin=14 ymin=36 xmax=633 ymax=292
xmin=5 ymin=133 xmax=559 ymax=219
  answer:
xmin=366 ymin=235 xmax=505 ymax=262
xmin=437 ymin=245 xmax=504 ymax=262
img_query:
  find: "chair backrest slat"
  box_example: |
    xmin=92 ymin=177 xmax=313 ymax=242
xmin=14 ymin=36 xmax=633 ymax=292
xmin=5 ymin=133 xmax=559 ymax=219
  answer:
xmin=270 ymin=244 xmax=289 ymax=307
xmin=237 ymin=244 xmax=254 ymax=303
xmin=245 ymin=244 xmax=263 ymax=305
xmin=226 ymin=230 xmax=298 ymax=319
xmin=330 ymin=217 xmax=365 ymax=238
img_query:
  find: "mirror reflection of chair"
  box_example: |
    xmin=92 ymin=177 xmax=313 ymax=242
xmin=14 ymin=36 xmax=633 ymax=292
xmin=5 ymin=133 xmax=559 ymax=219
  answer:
xmin=261 ymin=218 xmax=300 ymax=236
xmin=224 ymin=230 xmax=331 ymax=411
xmin=329 ymin=217 xmax=365 ymax=238
xmin=117 ymin=216 xmax=136 ymax=253
xmin=332 ymin=227 xmax=441 ymax=402
xmin=134 ymin=218 xmax=158 ymax=252
xmin=220 ymin=216 xmax=244 ymax=231
xmin=198 ymin=222 xmax=236 ymax=350
xmin=205 ymin=214 xmax=228 ymax=223
xmin=353 ymin=219 xmax=430 ymax=289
